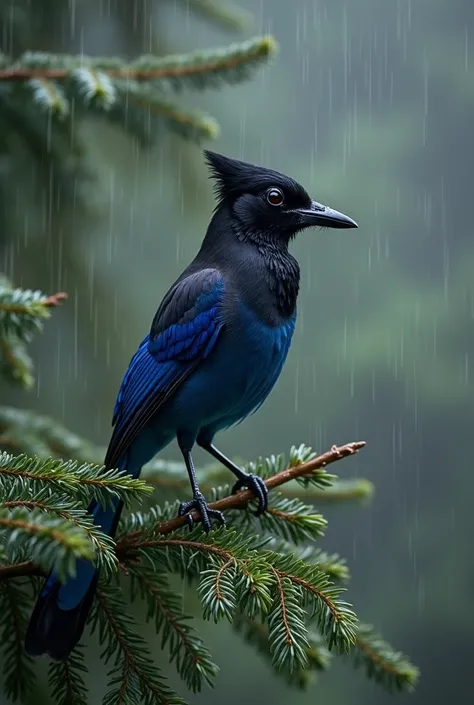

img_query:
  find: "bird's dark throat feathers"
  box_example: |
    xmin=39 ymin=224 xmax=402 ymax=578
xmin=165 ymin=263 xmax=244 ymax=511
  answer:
xmin=200 ymin=205 xmax=300 ymax=323
xmin=232 ymin=219 xmax=300 ymax=320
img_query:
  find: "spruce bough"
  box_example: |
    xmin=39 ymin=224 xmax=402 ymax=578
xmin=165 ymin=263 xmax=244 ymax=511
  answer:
xmin=0 ymin=430 xmax=419 ymax=704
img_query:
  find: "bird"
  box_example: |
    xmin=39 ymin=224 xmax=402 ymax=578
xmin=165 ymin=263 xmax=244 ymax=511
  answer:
xmin=25 ymin=150 xmax=357 ymax=661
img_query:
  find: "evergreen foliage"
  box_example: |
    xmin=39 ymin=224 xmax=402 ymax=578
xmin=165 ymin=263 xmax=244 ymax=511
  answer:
xmin=0 ymin=36 xmax=276 ymax=143
xmin=0 ymin=428 xmax=419 ymax=703
xmin=0 ymin=1 xmax=419 ymax=703
xmin=0 ymin=35 xmax=276 ymax=220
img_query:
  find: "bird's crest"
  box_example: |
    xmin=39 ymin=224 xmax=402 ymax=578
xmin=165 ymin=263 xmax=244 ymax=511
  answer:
xmin=204 ymin=150 xmax=305 ymax=205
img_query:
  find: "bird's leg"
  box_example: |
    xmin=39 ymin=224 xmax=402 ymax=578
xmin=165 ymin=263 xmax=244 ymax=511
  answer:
xmin=197 ymin=440 xmax=268 ymax=516
xmin=177 ymin=440 xmax=225 ymax=532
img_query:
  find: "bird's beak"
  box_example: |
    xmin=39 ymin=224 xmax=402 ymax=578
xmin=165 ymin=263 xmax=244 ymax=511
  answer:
xmin=296 ymin=200 xmax=358 ymax=229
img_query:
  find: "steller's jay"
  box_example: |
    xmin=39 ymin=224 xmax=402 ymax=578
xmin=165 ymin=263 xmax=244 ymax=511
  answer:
xmin=25 ymin=150 xmax=357 ymax=660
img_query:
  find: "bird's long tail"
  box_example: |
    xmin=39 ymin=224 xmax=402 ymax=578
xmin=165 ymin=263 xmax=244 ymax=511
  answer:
xmin=25 ymin=460 xmax=134 ymax=661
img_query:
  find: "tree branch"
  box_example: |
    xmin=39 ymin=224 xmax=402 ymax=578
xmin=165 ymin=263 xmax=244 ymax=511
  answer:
xmin=0 ymin=561 xmax=43 ymax=580
xmin=0 ymin=441 xmax=365 ymax=582
xmin=120 ymin=441 xmax=366 ymax=541
xmin=0 ymin=37 xmax=275 ymax=83
xmin=0 ymin=291 xmax=67 ymax=314
xmin=0 ymin=406 xmax=371 ymax=505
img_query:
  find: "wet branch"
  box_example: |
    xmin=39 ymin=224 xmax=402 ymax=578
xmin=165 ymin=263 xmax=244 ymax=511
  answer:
xmin=120 ymin=440 xmax=366 ymax=541
xmin=0 ymin=441 xmax=365 ymax=581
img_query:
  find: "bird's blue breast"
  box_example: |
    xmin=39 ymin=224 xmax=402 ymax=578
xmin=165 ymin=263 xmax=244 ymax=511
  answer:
xmin=154 ymin=301 xmax=296 ymax=439
xmin=222 ymin=302 xmax=296 ymax=424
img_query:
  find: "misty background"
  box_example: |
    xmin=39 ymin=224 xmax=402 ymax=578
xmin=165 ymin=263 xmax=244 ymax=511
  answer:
xmin=1 ymin=0 xmax=472 ymax=703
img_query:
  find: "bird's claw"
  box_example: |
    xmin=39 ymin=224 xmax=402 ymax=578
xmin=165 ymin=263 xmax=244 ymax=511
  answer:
xmin=178 ymin=491 xmax=225 ymax=533
xmin=231 ymin=472 xmax=268 ymax=516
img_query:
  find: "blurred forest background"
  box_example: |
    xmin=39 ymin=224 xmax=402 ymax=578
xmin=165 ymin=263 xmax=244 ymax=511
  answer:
xmin=1 ymin=0 xmax=472 ymax=704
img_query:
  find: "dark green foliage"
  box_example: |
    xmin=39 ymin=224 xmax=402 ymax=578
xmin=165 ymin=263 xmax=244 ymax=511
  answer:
xmin=0 ymin=36 xmax=276 ymax=224
xmin=0 ymin=506 xmax=94 ymax=582
xmin=0 ymin=579 xmax=36 ymax=701
xmin=48 ymin=651 xmax=89 ymax=705
xmin=0 ymin=37 xmax=276 ymax=148
xmin=233 ymin=614 xmax=331 ymax=689
xmin=267 ymin=576 xmax=309 ymax=671
xmin=279 ymin=543 xmax=350 ymax=583
xmin=351 ymin=624 xmax=419 ymax=693
xmin=90 ymin=584 xmax=184 ymax=705
xmin=0 ymin=277 xmax=65 ymax=388
xmin=1 ymin=487 xmax=118 ymax=575
xmin=128 ymin=563 xmax=218 ymax=693
xmin=0 ymin=451 xmax=153 ymax=508
xmin=0 ymin=444 xmax=419 ymax=704
xmin=238 ymin=493 xmax=328 ymax=543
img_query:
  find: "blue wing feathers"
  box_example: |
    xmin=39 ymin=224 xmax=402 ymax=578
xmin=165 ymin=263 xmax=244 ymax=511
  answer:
xmin=112 ymin=334 xmax=150 ymax=425
xmin=26 ymin=267 xmax=228 ymax=657
xmin=105 ymin=269 xmax=224 ymax=470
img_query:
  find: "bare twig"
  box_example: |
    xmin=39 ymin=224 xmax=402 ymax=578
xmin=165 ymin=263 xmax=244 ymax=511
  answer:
xmin=42 ymin=292 xmax=68 ymax=308
xmin=120 ymin=440 xmax=365 ymax=540
xmin=0 ymin=290 xmax=67 ymax=314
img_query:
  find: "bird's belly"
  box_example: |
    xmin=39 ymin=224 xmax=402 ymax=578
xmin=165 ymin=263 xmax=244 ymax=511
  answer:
xmin=158 ymin=308 xmax=295 ymax=438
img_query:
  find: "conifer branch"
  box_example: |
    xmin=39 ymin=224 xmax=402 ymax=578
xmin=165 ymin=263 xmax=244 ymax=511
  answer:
xmin=0 ymin=560 xmax=41 ymax=580
xmin=0 ymin=507 xmax=94 ymax=582
xmin=0 ymin=441 xmax=363 ymax=587
xmin=121 ymin=441 xmax=366 ymax=537
xmin=0 ymin=32 xmax=276 ymax=230
xmin=0 ymin=441 xmax=365 ymax=585
xmin=353 ymin=624 xmax=419 ymax=692
xmin=128 ymin=564 xmax=218 ymax=692
xmin=0 ymin=579 xmax=36 ymax=701
xmin=230 ymin=493 xmax=328 ymax=543
xmin=270 ymin=541 xmax=350 ymax=583
xmin=48 ymin=651 xmax=89 ymax=705
xmin=268 ymin=568 xmax=310 ymax=671
xmin=0 ymin=438 xmax=419 ymax=697
xmin=233 ymin=614 xmax=331 ymax=688
xmin=0 ymin=39 xmax=275 ymax=147
xmin=0 ymin=338 xmax=33 ymax=389
xmin=0 ymin=407 xmax=372 ymax=507
xmin=117 ymin=530 xmax=357 ymax=655
xmin=91 ymin=584 xmax=184 ymax=705
xmin=0 ymin=38 xmax=276 ymax=85
xmin=113 ymin=83 xmax=220 ymax=142
xmin=2 ymin=490 xmax=118 ymax=575
xmin=0 ymin=406 xmax=106 ymax=461
xmin=0 ymin=278 xmax=67 ymax=388
xmin=0 ymin=278 xmax=67 ymax=339
xmin=0 ymin=452 xmax=153 ymax=509
xmin=280 ymin=477 xmax=375 ymax=503
xmin=143 ymin=463 xmax=373 ymax=504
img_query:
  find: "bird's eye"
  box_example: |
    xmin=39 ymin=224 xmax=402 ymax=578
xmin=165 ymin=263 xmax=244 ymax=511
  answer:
xmin=266 ymin=188 xmax=284 ymax=206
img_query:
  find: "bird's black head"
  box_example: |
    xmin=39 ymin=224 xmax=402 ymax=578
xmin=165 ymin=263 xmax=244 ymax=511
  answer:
xmin=204 ymin=150 xmax=357 ymax=243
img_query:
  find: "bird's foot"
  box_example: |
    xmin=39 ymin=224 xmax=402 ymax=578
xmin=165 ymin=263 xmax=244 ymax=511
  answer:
xmin=178 ymin=491 xmax=225 ymax=533
xmin=231 ymin=473 xmax=268 ymax=516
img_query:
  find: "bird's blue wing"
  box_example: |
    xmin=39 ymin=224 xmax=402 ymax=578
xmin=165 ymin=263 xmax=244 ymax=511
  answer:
xmin=104 ymin=268 xmax=224 ymax=469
